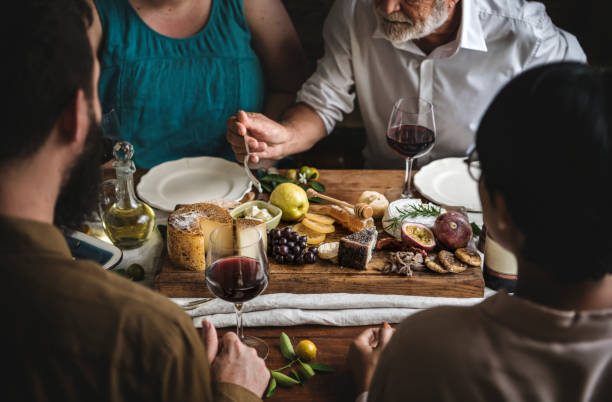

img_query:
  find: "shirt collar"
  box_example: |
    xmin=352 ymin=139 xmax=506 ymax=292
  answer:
xmin=481 ymin=291 xmax=612 ymax=342
xmin=0 ymin=215 xmax=72 ymax=258
xmin=371 ymin=0 xmax=487 ymax=55
xmin=457 ymin=0 xmax=488 ymax=52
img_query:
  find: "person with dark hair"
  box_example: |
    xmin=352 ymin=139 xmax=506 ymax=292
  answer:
xmin=347 ymin=62 xmax=612 ymax=401
xmin=0 ymin=1 xmax=269 ymax=400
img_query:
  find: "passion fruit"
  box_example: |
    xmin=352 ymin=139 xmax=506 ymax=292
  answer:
xmin=433 ymin=212 xmax=472 ymax=250
xmin=400 ymin=222 xmax=436 ymax=251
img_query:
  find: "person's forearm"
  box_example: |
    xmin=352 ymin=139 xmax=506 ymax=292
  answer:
xmin=278 ymin=103 xmax=327 ymax=157
xmin=263 ymin=92 xmax=297 ymax=121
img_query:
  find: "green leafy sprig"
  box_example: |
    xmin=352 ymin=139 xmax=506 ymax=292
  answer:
xmin=383 ymin=204 xmax=442 ymax=233
xmin=264 ymin=332 xmax=335 ymax=398
xmin=258 ymin=172 xmax=326 ymax=195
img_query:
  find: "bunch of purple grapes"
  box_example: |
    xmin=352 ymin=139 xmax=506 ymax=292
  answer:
xmin=268 ymin=227 xmax=318 ymax=265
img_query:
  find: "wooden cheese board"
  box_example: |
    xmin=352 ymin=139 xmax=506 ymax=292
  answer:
xmin=153 ymin=204 xmax=485 ymax=298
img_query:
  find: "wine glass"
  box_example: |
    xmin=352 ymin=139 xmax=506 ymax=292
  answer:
xmin=206 ymin=225 xmax=270 ymax=359
xmin=385 ymin=98 xmax=436 ymax=200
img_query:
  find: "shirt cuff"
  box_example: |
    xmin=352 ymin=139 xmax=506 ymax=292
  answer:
xmin=356 ymin=391 xmax=369 ymax=402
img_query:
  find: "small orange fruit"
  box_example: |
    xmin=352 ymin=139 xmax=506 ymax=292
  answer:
xmin=296 ymin=340 xmax=317 ymax=361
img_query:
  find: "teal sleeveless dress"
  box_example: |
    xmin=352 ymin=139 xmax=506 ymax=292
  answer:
xmin=95 ymin=0 xmax=265 ymax=168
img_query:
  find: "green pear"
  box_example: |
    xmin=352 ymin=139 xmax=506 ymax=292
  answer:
xmin=269 ymin=183 xmax=309 ymax=222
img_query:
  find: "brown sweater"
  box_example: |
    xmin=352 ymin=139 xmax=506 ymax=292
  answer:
xmin=0 ymin=216 xmax=261 ymax=402
xmin=369 ymin=290 xmax=612 ymax=401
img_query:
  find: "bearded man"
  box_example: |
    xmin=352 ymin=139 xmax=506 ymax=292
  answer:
xmin=226 ymin=0 xmax=586 ymax=168
xmin=0 ymin=1 xmax=269 ymax=400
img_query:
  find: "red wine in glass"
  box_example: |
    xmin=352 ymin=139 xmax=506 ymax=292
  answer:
xmin=206 ymin=225 xmax=270 ymax=359
xmin=386 ymin=125 xmax=435 ymax=158
xmin=385 ymin=98 xmax=436 ymax=199
xmin=206 ymin=256 xmax=268 ymax=303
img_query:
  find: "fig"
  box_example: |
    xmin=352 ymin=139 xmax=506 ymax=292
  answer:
xmin=401 ymin=222 xmax=436 ymax=251
xmin=433 ymin=212 xmax=472 ymax=250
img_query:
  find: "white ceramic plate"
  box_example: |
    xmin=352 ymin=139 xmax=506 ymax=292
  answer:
xmin=414 ymin=157 xmax=482 ymax=212
xmin=137 ymin=156 xmax=251 ymax=212
xmin=64 ymin=231 xmax=123 ymax=269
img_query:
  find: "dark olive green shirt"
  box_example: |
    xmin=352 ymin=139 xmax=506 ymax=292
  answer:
xmin=0 ymin=216 xmax=260 ymax=402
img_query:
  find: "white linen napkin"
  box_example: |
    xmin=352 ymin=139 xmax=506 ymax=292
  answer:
xmin=172 ymin=289 xmax=496 ymax=328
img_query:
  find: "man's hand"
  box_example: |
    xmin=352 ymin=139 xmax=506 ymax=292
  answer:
xmin=347 ymin=323 xmax=395 ymax=394
xmin=200 ymin=321 xmax=270 ymax=397
xmin=213 ymin=332 xmax=270 ymax=397
xmin=226 ymin=110 xmax=292 ymax=164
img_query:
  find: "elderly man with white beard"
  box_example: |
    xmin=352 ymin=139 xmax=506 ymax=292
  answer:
xmin=226 ymin=0 xmax=586 ymax=169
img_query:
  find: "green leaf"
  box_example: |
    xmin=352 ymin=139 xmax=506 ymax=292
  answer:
xmin=298 ymin=360 xmax=315 ymax=379
xmin=309 ymin=363 xmax=335 ymax=373
xmin=261 ymin=182 xmax=273 ymax=193
xmin=309 ymin=181 xmax=326 ymax=192
xmin=308 ymin=196 xmax=325 ymax=203
xmin=279 ymin=332 xmax=296 ymax=360
xmin=271 ymin=370 xmax=300 ymax=387
xmin=471 ymin=222 xmax=482 ymax=237
xmin=260 ymin=174 xmax=293 ymax=183
xmin=265 ymin=376 xmax=276 ymax=398
xmin=290 ymin=369 xmax=303 ymax=385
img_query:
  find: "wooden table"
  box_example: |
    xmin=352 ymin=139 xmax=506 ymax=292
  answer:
xmin=126 ymin=168 xmax=482 ymax=401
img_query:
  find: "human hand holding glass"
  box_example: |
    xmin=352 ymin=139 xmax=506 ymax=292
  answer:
xmin=385 ymin=98 xmax=436 ymax=199
xmin=206 ymin=225 xmax=270 ymax=359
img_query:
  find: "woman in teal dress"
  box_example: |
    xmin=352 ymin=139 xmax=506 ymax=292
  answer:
xmin=91 ymin=0 xmax=307 ymax=168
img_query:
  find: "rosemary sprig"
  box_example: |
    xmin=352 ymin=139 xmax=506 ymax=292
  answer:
xmin=383 ymin=204 xmax=442 ymax=233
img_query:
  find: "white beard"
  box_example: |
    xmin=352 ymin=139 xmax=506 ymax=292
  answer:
xmin=376 ymin=0 xmax=450 ymax=43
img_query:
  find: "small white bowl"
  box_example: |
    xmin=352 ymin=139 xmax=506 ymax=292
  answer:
xmin=230 ymin=201 xmax=282 ymax=230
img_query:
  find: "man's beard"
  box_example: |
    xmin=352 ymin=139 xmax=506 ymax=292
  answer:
xmin=54 ymin=108 xmax=104 ymax=230
xmin=376 ymin=0 xmax=449 ymax=43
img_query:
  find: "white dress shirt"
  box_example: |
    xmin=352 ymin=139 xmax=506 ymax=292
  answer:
xmin=296 ymin=0 xmax=586 ymax=168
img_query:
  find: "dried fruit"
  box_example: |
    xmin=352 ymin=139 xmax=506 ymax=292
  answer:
xmin=302 ymin=218 xmax=335 ymax=234
xmin=296 ymin=340 xmax=317 ymax=361
xmin=304 ymin=212 xmax=335 ymax=225
xmin=292 ymin=223 xmax=326 ymax=244
xmin=400 ymin=222 xmax=436 ymax=251
xmin=433 ymin=212 xmax=472 ymax=250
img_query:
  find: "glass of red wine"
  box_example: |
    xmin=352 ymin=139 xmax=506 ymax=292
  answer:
xmin=206 ymin=225 xmax=269 ymax=359
xmin=386 ymin=97 xmax=436 ymax=199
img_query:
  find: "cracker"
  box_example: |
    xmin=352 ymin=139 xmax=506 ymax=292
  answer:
xmin=455 ymin=247 xmax=482 ymax=267
xmin=425 ymin=254 xmax=448 ymax=274
xmin=438 ymin=250 xmax=468 ymax=273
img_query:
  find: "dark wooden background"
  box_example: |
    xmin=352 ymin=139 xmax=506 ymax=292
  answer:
xmin=281 ymin=0 xmax=609 ymax=169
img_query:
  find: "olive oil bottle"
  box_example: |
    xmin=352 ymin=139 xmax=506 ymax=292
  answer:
xmin=102 ymin=142 xmax=155 ymax=248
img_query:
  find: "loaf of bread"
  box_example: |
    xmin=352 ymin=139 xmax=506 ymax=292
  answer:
xmin=320 ymin=205 xmax=374 ymax=233
xmin=167 ymin=203 xmax=232 ymax=271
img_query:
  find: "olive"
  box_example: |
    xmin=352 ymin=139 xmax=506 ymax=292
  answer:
xmin=126 ymin=263 xmax=145 ymax=281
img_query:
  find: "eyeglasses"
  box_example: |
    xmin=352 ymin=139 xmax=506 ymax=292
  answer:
xmin=464 ymin=144 xmax=481 ymax=181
